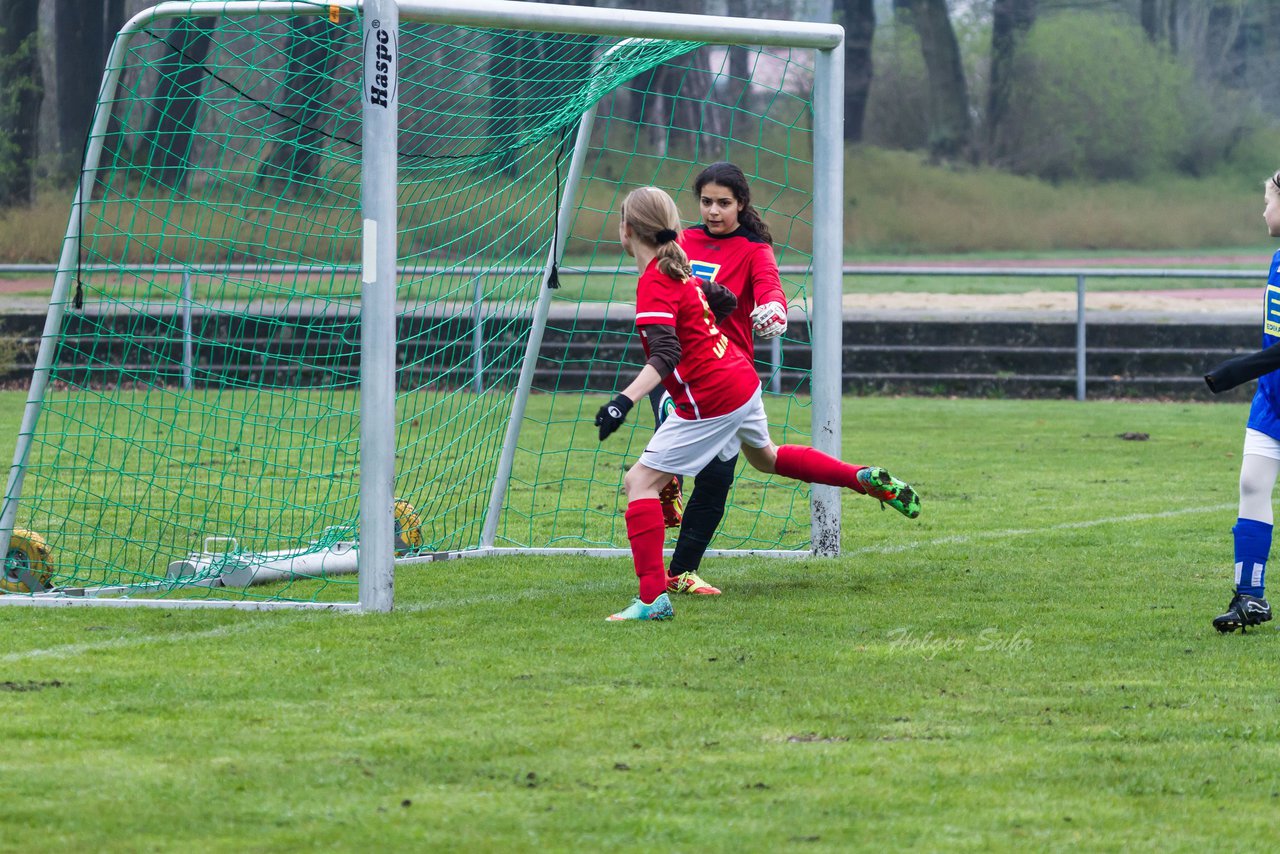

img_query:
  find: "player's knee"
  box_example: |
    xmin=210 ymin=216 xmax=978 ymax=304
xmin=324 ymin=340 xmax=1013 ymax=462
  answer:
xmin=1240 ymin=456 xmax=1280 ymax=501
xmin=624 ymin=464 xmax=665 ymax=500
xmin=1240 ymin=470 xmax=1274 ymax=503
xmin=623 ymin=466 xmax=645 ymax=500
xmin=741 ymin=443 xmax=776 ymax=474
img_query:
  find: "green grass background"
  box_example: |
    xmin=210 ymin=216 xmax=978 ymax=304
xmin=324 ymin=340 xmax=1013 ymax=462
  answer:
xmin=3 ymin=144 xmax=1277 ymax=264
xmin=1 ymin=392 xmax=1274 ymax=851
xmin=2 ymin=142 xmax=1276 ymax=314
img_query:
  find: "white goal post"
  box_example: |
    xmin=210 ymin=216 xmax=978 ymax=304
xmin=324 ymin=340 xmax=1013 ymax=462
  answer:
xmin=0 ymin=0 xmax=845 ymax=611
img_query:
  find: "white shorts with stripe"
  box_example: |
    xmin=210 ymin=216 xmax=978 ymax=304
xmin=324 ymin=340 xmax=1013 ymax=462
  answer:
xmin=638 ymin=386 xmax=771 ymax=477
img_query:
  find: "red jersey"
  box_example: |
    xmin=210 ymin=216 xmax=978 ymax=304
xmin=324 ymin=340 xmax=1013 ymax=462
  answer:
xmin=679 ymin=224 xmax=785 ymax=357
xmin=635 ymin=259 xmax=761 ymax=419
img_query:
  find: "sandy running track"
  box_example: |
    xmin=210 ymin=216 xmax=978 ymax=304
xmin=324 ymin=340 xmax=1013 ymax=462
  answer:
xmin=0 ymin=254 xmax=1268 ymax=316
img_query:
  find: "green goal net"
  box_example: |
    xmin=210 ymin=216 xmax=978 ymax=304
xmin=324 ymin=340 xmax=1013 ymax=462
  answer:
xmin=0 ymin=1 xmax=833 ymax=606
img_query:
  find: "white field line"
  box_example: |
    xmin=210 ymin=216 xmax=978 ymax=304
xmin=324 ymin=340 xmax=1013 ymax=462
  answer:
xmin=0 ymin=623 xmax=253 ymax=664
xmin=844 ymin=502 xmax=1236 ymax=556
xmin=0 ymin=502 xmax=1234 ymax=662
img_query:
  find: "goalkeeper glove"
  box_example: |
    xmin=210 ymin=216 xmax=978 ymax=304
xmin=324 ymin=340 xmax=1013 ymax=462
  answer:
xmin=595 ymin=394 xmax=633 ymax=441
xmin=750 ymin=301 xmax=787 ymax=339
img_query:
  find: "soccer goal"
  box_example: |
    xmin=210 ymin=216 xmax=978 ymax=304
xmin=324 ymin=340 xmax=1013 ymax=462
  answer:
xmin=0 ymin=0 xmax=844 ymax=610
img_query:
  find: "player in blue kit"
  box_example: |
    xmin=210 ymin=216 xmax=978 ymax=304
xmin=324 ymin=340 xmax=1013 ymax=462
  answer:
xmin=1213 ymin=170 xmax=1280 ymax=632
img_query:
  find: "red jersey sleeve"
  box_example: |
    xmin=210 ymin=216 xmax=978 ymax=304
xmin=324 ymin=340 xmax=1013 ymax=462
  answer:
xmin=634 ymin=263 xmax=678 ymax=328
xmin=749 ymin=242 xmax=786 ymax=308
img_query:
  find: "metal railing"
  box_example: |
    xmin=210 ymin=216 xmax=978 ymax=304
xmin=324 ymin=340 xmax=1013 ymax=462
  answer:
xmin=1 ymin=262 xmax=1261 ymax=401
xmin=844 ymin=265 xmax=1258 ymax=400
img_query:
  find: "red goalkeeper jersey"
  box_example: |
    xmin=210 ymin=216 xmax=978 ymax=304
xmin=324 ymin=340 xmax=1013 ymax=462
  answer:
xmin=635 ymin=259 xmax=761 ymax=419
xmin=679 ymin=224 xmax=785 ymax=357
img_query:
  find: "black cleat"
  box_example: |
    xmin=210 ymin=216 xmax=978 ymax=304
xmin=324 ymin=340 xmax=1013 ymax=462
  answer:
xmin=1213 ymin=593 xmax=1273 ymax=633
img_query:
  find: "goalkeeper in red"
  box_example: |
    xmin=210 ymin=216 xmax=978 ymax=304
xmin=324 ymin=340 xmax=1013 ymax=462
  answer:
xmin=595 ymin=186 xmax=921 ymax=622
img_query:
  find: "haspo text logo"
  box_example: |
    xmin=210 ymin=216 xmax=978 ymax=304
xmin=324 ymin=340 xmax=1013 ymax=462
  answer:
xmin=365 ymin=19 xmax=397 ymax=108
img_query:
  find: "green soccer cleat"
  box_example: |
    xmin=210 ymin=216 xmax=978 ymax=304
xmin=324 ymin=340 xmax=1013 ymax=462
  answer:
xmin=855 ymin=466 xmax=921 ymax=519
xmin=667 ymin=571 xmax=721 ymax=595
xmin=606 ymin=592 xmax=675 ymax=622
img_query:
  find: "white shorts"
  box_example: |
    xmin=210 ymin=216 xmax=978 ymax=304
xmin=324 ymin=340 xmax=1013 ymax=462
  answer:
xmin=1244 ymin=427 xmax=1280 ymax=461
xmin=638 ymin=387 xmax=771 ymax=477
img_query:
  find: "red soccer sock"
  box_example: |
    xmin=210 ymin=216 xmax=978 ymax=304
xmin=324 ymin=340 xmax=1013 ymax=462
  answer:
xmin=625 ymin=498 xmax=669 ymax=604
xmin=774 ymin=444 xmax=868 ymax=493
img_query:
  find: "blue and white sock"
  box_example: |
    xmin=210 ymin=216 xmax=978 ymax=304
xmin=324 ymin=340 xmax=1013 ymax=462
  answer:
xmin=1233 ymin=518 xmax=1272 ymax=598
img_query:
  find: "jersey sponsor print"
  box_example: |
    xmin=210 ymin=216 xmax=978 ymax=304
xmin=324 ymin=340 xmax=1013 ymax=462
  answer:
xmin=679 ymin=225 xmax=785 ymax=357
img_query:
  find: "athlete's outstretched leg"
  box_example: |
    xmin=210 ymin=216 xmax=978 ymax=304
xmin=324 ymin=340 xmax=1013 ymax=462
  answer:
xmin=742 ymin=443 xmax=921 ymax=519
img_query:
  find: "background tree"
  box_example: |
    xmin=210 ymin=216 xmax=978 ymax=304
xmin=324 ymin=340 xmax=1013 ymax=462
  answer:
xmin=986 ymin=0 xmax=1036 ymax=163
xmin=10 ymin=0 xmax=1280 ymax=205
xmin=102 ymin=0 xmax=127 ymax=60
xmin=723 ymin=0 xmax=752 ymax=108
xmin=837 ymin=0 xmax=875 ymax=143
xmin=615 ymin=0 xmax=725 ymax=157
xmin=896 ymin=0 xmax=971 ymax=160
xmin=0 ymin=0 xmax=41 ymax=205
xmin=144 ymin=17 xmax=215 ymax=191
xmin=649 ymin=49 xmax=724 ymax=156
xmin=38 ymin=0 xmax=111 ymax=184
xmin=256 ymin=18 xmax=339 ymax=191
xmin=487 ymin=31 xmax=540 ymax=176
xmin=482 ymin=0 xmax=602 ymax=169
xmin=996 ymin=11 xmax=1193 ymax=181
xmin=1140 ymin=0 xmax=1158 ymax=41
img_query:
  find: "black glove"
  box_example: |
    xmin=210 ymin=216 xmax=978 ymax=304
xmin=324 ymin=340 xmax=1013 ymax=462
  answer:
xmin=595 ymin=394 xmax=633 ymax=441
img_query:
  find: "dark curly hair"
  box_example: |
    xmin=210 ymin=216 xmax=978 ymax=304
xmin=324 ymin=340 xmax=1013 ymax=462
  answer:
xmin=693 ymin=161 xmax=773 ymax=245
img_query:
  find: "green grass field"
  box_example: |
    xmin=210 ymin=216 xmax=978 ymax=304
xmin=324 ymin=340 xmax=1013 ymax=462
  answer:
xmin=1 ymin=393 xmax=1274 ymax=850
